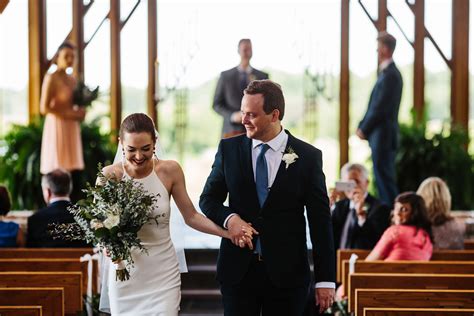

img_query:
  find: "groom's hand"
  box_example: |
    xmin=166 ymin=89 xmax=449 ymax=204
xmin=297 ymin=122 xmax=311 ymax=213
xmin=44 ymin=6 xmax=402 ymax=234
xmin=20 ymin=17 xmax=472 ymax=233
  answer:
xmin=315 ymin=288 xmax=335 ymax=314
xmin=315 ymin=288 xmax=335 ymax=313
xmin=227 ymin=215 xmax=258 ymax=249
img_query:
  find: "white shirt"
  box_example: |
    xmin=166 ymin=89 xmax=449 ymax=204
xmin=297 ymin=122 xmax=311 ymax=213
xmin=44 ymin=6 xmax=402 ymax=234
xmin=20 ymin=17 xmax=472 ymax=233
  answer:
xmin=49 ymin=197 xmax=71 ymax=204
xmin=349 ymin=191 xmax=369 ymax=226
xmin=225 ymin=129 xmax=335 ymax=289
xmin=379 ymin=58 xmax=393 ymax=72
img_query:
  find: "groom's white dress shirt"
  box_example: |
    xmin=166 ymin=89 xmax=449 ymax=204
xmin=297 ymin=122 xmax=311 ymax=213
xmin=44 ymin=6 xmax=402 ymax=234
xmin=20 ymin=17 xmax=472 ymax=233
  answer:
xmin=224 ymin=128 xmax=335 ymax=289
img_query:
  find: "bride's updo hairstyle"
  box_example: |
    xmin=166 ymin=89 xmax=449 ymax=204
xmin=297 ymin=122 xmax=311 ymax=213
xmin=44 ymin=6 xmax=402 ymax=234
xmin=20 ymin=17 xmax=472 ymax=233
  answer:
xmin=119 ymin=113 xmax=157 ymax=143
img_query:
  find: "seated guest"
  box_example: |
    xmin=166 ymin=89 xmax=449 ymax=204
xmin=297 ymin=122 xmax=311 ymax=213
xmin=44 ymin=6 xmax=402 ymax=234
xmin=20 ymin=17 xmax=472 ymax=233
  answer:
xmin=417 ymin=177 xmax=465 ymax=249
xmin=366 ymin=192 xmax=433 ymax=261
xmin=331 ymin=163 xmax=391 ymax=250
xmin=0 ymin=186 xmax=25 ymax=247
xmin=27 ymin=169 xmax=88 ymax=247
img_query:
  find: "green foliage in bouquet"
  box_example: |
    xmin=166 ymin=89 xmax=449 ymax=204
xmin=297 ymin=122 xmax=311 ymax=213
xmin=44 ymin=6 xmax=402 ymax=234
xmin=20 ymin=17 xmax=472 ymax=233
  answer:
xmin=50 ymin=167 xmax=160 ymax=281
xmin=396 ymin=116 xmax=474 ymax=209
xmin=0 ymin=117 xmax=115 ymax=210
xmin=74 ymin=80 xmax=99 ymax=107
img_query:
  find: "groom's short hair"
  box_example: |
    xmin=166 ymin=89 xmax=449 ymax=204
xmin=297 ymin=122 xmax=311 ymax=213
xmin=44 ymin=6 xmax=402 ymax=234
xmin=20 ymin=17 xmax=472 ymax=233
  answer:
xmin=244 ymin=79 xmax=285 ymax=120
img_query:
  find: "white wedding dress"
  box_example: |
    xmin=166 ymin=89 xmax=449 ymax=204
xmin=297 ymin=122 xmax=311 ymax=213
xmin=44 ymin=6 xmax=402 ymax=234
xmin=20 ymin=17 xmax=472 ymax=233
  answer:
xmin=107 ymin=166 xmax=181 ymax=315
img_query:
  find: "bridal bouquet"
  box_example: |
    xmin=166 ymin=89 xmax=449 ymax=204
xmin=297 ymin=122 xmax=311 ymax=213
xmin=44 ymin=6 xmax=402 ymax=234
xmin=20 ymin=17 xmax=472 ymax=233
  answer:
xmin=49 ymin=168 xmax=159 ymax=281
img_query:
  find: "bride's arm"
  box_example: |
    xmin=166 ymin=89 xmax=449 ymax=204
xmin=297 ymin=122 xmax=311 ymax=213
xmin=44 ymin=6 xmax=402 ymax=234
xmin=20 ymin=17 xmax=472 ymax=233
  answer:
xmin=169 ymin=161 xmax=232 ymax=240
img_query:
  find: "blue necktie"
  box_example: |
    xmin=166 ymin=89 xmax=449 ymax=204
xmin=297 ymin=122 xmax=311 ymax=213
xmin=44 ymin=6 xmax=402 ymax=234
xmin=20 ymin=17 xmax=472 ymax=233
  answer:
xmin=255 ymin=144 xmax=270 ymax=256
xmin=256 ymin=144 xmax=270 ymax=207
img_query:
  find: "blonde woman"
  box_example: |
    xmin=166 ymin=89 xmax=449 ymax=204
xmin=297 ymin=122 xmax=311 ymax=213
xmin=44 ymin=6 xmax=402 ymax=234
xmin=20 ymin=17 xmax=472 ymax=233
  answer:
xmin=417 ymin=177 xmax=465 ymax=249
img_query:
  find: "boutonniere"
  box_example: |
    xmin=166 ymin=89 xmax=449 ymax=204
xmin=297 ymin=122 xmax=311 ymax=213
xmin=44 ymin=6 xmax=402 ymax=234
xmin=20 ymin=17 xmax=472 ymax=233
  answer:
xmin=282 ymin=146 xmax=299 ymax=169
xmin=249 ymin=74 xmax=257 ymax=82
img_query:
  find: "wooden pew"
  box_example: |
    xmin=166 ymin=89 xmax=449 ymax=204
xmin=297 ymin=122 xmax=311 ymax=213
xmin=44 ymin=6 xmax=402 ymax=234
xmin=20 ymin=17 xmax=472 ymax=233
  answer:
xmin=0 ymin=272 xmax=82 ymax=314
xmin=348 ymin=273 xmax=474 ymax=312
xmin=355 ymin=289 xmax=474 ymax=316
xmin=0 ymin=258 xmax=89 ymax=295
xmin=0 ymin=288 xmax=63 ymax=316
xmin=0 ymin=306 xmax=42 ymax=316
xmin=337 ymin=249 xmax=474 ymax=283
xmin=0 ymin=248 xmax=98 ymax=293
xmin=342 ymin=260 xmax=474 ymax=297
xmin=465 ymin=239 xmax=474 ymax=250
xmin=363 ymin=307 xmax=474 ymax=316
xmin=0 ymin=248 xmax=93 ymax=259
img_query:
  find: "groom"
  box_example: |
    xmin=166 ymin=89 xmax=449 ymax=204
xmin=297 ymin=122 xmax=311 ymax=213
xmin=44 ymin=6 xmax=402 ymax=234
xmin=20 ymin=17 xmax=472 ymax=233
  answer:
xmin=200 ymin=80 xmax=335 ymax=315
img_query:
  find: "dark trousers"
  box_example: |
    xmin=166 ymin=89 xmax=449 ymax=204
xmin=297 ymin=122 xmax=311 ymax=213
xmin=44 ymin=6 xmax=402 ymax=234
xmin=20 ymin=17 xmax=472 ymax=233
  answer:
xmin=370 ymin=141 xmax=398 ymax=207
xmin=221 ymin=255 xmax=310 ymax=316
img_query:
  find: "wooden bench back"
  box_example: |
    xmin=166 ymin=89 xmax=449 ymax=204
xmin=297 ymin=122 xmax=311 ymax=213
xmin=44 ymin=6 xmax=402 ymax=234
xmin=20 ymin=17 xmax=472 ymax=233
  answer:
xmin=342 ymin=260 xmax=474 ymax=295
xmin=0 ymin=288 xmax=63 ymax=316
xmin=0 ymin=306 xmax=42 ymax=316
xmin=0 ymin=248 xmax=93 ymax=259
xmin=337 ymin=249 xmax=474 ymax=282
xmin=465 ymin=239 xmax=474 ymax=249
xmin=363 ymin=307 xmax=474 ymax=316
xmin=0 ymin=272 xmax=82 ymax=314
xmin=0 ymin=259 xmax=88 ymax=294
xmin=348 ymin=273 xmax=474 ymax=312
xmin=355 ymin=289 xmax=474 ymax=316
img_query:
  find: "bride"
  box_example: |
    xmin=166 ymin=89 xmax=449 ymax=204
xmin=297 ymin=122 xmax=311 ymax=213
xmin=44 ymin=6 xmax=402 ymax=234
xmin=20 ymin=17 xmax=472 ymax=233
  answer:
xmin=100 ymin=113 xmax=254 ymax=315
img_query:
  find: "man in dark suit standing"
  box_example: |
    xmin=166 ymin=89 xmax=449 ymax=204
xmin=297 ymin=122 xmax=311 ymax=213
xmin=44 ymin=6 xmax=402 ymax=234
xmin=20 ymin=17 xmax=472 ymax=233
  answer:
xmin=213 ymin=39 xmax=269 ymax=138
xmin=27 ymin=168 xmax=88 ymax=247
xmin=201 ymin=80 xmax=335 ymax=315
xmin=357 ymin=32 xmax=403 ymax=207
xmin=331 ymin=163 xmax=391 ymax=250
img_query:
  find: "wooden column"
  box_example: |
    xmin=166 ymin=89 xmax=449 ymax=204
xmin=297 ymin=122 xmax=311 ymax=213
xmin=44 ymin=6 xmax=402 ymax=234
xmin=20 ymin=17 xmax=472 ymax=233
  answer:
xmin=377 ymin=0 xmax=387 ymax=31
xmin=28 ymin=0 xmax=47 ymax=122
xmin=147 ymin=0 xmax=158 ymax=126
xmin=413 ymin=0 xmax=425 ymax=123
xmin=0 ymin=0 xmax=9 ymax=14
xmin=339 ymin=0 xmax=350 ymax=169
xmin=110 ymin=0 xmax=122 ymax=139
xmin=71 ymin=0 xmax=85 ymax=80
xmin=377 ymin=0 xmax=388 ymax=68
xmin=451 ymin=0 xmax=469 ymax=130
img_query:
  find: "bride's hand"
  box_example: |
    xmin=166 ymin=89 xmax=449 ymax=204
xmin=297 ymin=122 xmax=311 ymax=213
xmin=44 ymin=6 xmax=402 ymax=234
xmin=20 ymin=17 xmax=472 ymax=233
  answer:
xmin=104 ymin=248 xmax=121 ymax=264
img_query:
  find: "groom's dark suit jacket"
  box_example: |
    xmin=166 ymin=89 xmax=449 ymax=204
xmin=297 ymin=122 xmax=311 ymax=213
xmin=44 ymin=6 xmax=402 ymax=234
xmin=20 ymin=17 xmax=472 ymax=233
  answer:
xmin=200 ymin=132 xmax=336 ymax=288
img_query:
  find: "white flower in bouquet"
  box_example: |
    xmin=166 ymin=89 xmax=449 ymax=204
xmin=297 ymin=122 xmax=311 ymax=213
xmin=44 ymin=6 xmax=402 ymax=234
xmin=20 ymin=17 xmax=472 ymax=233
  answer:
xmin=90 ymin=219 xmax=104 ymax=230
xmin=103 ymin=213 xmax=120 ymax=229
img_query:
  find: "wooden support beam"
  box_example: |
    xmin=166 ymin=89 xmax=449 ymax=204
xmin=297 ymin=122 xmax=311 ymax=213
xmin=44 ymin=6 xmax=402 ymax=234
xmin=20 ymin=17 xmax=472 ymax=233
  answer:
xmin=0 ymin=0 xmax=9 ymax=14
xmin=110 ymin=0 xmax=122 ymax=140
xmin=451 ymin=0 xmax=469 ymax=131
xmin=377 ymin=0 xmax=388 ymax=67
xmin=339 ymin=0 xmax=350 ymax=169
xmin=28 ymin=0 xmax=47 ymax=122
xmin=71 ymin=0 xmax=85 ymax=80
xmin=377 ymin=0 xmax=387 ymax=31
xmin=413 ymin=0 xmax=425 ymax=123
xmin=147 ymin=0 xmax=158 ymax=126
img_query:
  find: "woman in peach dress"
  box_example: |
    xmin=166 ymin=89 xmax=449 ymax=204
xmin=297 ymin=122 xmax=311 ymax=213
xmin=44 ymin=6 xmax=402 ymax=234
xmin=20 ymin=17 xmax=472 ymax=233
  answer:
xmin=40 ymin=42 xmax=86 ymax=175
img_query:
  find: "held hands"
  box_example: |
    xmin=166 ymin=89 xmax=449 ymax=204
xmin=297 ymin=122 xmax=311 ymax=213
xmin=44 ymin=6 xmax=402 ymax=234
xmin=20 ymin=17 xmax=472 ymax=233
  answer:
xmin=315 ymin=287 xmax=335 ymax=313
xmin=227 ymin=215 xmax=258 ymax=250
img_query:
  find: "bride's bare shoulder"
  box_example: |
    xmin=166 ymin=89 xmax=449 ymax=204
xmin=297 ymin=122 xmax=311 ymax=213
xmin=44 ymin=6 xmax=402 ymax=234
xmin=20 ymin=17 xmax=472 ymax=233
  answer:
xmin=155 ymin=159 xmax=182 ymax=174
xmin=102 ymin=163 xmax=124 ymax=180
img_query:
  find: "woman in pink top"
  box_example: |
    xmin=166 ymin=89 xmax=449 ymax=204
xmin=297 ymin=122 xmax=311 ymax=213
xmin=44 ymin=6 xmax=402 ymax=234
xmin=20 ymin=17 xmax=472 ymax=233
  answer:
xmin=366 ymin=192 xmax=433 ymax=261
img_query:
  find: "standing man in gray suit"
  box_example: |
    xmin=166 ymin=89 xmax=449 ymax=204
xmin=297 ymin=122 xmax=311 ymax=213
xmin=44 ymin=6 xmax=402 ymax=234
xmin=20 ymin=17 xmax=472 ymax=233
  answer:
xmin=213 ymin=39 xmax=269 ymax=138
